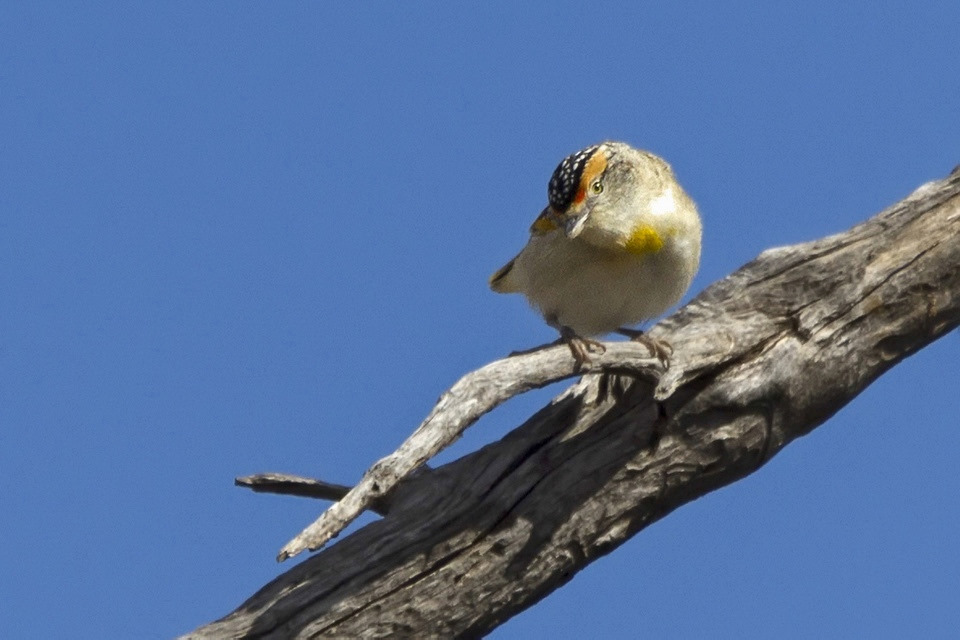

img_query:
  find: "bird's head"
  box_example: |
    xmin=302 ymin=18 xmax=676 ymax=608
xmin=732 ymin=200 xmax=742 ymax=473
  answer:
xmin=532 ymin=142 xmax=699 ymax=257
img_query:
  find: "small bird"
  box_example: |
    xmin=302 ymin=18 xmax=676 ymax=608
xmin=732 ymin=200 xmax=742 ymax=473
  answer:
xmin=489 ymin=141 xmax=702 ymax=365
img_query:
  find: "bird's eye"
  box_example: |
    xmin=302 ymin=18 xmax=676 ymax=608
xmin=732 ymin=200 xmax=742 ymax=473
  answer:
xmin=591 ymin=181 xmax=603 ymax=194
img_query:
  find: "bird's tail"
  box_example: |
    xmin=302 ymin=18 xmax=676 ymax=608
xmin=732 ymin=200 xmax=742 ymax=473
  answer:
xmin=489 ymin=258 xmax=520 ymax=293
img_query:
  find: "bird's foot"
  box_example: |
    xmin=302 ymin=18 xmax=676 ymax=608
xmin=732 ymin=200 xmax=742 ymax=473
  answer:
xmin=616 ymin=327 xmax=672 ymax=367
xmin=560 ymin=326 xmax=606 ymax=368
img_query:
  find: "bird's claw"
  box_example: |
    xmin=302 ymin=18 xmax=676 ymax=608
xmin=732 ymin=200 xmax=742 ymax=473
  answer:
xmin=617 ymin=327 xmax=672 ymax=367
xmin=560 ymin=327 xmax=605 ymax=368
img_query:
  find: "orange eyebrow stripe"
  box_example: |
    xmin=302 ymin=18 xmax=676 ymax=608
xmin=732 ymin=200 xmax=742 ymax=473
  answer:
xmin=579 ymin=150 xmax=608 ymax=192
xmin=574 ymin=187 xmax=586 ymax=203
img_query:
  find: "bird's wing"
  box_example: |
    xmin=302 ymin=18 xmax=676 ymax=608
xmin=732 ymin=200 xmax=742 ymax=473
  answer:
xmin=529 ymin=207 xmax=558 ymax=236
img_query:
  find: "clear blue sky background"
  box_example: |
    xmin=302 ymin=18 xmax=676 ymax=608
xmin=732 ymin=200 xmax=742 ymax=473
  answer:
xmin=2 ymin=3 xmax=958 ymax=638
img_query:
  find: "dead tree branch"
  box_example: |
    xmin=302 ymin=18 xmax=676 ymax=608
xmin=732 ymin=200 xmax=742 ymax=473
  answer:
xmin=186 ymin=169 xmax=960 ymax=639
xmin=277 ymin=342 xmax=667 ymax=561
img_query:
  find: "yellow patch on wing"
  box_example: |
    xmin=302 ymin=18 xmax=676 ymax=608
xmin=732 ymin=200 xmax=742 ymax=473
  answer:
xmin=530 ymin=210 xmax=558 ymax=235
xmin=623 ymin=224 xmax=664 ymax=256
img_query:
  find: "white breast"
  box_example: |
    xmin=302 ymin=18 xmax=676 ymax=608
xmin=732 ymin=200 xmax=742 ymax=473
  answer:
xmin=510 ymin=233 xmax=696 ymax=336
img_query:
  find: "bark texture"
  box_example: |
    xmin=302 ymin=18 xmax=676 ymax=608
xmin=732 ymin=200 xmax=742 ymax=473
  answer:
xmin=185 ymin=169 xmax=960 ymax=639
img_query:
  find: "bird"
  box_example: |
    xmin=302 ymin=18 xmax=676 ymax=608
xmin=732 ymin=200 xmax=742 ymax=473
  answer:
xmin=489 ymin=141 xmax=702 ymax=366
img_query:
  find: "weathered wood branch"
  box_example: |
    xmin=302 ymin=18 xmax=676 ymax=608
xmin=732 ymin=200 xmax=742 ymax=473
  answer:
xmin=186 ymin=169 xmax=960 ymax=639
xmin=277 ymin=342 xmax=668 ymax=561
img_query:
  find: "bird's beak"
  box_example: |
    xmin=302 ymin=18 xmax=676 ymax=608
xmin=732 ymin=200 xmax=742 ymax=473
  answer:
xmin=540 ymin=204 xmax=589 ymax=239
xmin=563 ymin=210 xmax=588 ymax=238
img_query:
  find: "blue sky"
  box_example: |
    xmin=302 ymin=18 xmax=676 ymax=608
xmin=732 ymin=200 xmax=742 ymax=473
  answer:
xmin=2 ymin=2 xmax=958 ymax=638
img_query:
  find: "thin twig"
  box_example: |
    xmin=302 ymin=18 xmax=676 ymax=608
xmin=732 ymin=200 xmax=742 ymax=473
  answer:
xmin=236 ymin=473 xmax=394 ymax=516
xmin=276 ymin=341 xmax=667 ymax=561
